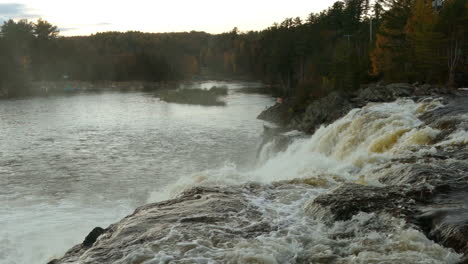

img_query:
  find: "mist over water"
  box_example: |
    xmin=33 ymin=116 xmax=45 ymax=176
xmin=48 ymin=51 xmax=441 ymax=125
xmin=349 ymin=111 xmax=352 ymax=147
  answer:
xmin=1 ymin=81 xmax=464 ymax=264
xmin=0 ymin=81 xmax=274 ymax=264
xmin=135 ymin=98 xmax=462 ymax=264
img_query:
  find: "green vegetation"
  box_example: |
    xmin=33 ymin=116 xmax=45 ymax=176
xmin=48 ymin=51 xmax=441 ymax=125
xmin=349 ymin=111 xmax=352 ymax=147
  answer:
xmin=156 ymin=87 xmax=228 ymax=106
xmin=235 ymin=87 xmax=271 ymax=95
xmin=371 ymin=0 xmax=467 ymax=87
xmin=0 ymin=0 xmax=466 ymax=98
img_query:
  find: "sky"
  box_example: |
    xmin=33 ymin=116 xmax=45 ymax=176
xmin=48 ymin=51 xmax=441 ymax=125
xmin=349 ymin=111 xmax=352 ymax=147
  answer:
xmin=0 ymin=0 xmax=337 ymax=36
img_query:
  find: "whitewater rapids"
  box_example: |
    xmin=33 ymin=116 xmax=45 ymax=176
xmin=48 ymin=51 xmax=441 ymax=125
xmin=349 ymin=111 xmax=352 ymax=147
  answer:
xmin=51 ymin=98 xmax=466 ymax=264
xmin=153 ymin=98 xmax=445 ymax=198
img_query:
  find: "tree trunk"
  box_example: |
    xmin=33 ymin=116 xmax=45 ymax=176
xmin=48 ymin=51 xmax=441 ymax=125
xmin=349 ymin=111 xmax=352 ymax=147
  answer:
xmin=447 ymin=39 xmax=460 ymax=89
xmin=448 ymin=70 xmax=455 ymax=88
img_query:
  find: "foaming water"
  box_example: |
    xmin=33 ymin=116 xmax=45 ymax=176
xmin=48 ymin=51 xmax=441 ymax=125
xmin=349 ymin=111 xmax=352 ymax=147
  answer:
xmin=135 ymin=98 xmax=463 ymax=263
xmin=165 ymin=99 xmax=443 ymax=193
xmin=0 ymin=81 xmax=274 ymax=264
xmin=0 ymin=200 xmax=132 ymax=263
xmin=3 ymin=87 xmax=464 ymax=263
xmin=130 ymin=186 xmax=460 ymax=263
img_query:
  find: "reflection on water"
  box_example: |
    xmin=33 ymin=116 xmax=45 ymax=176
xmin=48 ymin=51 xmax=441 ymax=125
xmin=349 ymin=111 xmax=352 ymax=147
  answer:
xmin=0 ymin=81 xmax=274 ymax=264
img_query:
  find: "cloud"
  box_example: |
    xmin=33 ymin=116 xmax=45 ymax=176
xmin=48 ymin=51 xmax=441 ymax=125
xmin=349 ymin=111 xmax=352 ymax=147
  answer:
xmin=61 ymin=22 xmax=111 ymax=30
xmin=0 ymin=3 xmax=39 ymax=21
xmin=58 ymin=23 xmax=113 ymax=36
xmin=59 ymin=27 xmax=78 ymax=32
xmin=95 ymin=22 xmax=111 ymax=26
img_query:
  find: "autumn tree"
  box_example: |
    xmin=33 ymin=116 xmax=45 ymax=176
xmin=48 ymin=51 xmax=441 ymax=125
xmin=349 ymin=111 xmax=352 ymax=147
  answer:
xmin=371 ymin=0 xmax=412 ymax=81
xmin=437 ymin=0 xmax=468 ymax=87
xmin=344 ymin=0 xmax=370 ymax=31
xmin=1 ymin=19 xmax=34 ymax=64
xmin=31 ymin=19 xmax=60 ymax=80
xmin=34 ymin=19 xmax=59 ymax=40
xmin=0 ymin=19 xmax=35 ymax=95
xmin=405 ymin=0 xmax=444 ymax=82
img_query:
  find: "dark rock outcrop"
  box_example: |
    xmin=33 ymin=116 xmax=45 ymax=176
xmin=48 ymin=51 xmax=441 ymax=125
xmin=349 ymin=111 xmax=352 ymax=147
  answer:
xmin=83 ymin=227 xmax=106 ymax=248
xmin=257 ymin=125 xmax=306 ymax=157
xmin=257 ymin=98 xmax=295 ymax=126
xmin=50 ymin=186 xmax=276 ymax=264
xmin=309 ymin=184 xmax=429 ymax=222
xmin=355 ymin=83 xmax=413 ymax=103
xmin=291 ymin=91 xmax=355 ymax=133
xmin=309 ymin=94 xmax=468 ymax=259
xmin=51 ymin=87 xmax=468 ymax=263
xmin=312 ymin=172 xmax=467 ymax=258
xmin=258 ymin=83 xmax=463 ymax=134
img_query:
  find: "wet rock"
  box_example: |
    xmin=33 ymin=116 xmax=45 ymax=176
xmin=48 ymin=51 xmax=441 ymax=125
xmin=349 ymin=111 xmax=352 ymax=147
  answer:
xmin=309 ymin=184 xmax=426 ymax=222
xmin=258 ymin=88 xmax=468 ymax=260
xmin=82 ymin=227 xmax=106 ymax=248
xmin=312 ymin=147 xmax=468 ymax=259
xmin=379 ymin=161 xmax=468 ymax=188
xmin=309 ymin=100 xmax=468 ymax=259
xmin=179 ymin=215 xmax=226 ymax=223
xmin=293 ymin=91 xmax=354 ymax=133
xmin=52 ymin=88 xmax=468 ymax=262
xmin=310 ymin=180 xmax=468 ymax=258
xmin=257 ymin=125 xmax=305 ymax=156
xmin=419 ymin=95 xmax=468 ymax=148
xmin=155 ymin=87 xmax=227 ymax=106
xmin=417 ymin=208 xmax=468 ymax=257
xmin=382 ymin=95 xmax=468 ymax=258
xmin=258 ymin=83 xmax=461 ymax=134
xmin=356 ymin=83 xmax=413 ymax=103
xmin=51 ymin=186 xmax=273 ymax=264
xmin=257 ymin=98 xmax=295 ymax=126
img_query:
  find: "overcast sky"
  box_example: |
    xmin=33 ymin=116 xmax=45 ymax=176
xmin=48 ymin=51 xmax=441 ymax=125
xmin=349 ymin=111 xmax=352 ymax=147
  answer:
xmin=0 ymin=0 xmax=337 ymax=36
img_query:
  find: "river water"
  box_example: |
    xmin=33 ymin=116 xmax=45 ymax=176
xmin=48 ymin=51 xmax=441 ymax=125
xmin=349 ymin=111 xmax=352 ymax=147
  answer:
xmin=2 ymin=82 xmax=465 ymax=264
xmin=0 ymin=81 xmax=274 ymax=264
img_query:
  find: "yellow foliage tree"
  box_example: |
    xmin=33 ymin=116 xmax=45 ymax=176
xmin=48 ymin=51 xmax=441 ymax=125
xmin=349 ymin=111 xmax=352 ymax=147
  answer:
xmin=370 ymin=0 xmax=412 ymax=81
xmin=438 ymin=0 xmax=468 ymax=86
xmin=405 ymin=0 xmax=444 ymax=82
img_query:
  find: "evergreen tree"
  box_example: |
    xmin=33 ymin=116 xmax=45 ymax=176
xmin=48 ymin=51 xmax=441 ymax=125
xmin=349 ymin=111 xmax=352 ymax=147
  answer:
xmin=437 ymin=0 xmax=468 ymax=86
xmin=371 ymin=0 xmax=412 ymax=81
xmin=405 ymin=0 xmax=444 ymax=82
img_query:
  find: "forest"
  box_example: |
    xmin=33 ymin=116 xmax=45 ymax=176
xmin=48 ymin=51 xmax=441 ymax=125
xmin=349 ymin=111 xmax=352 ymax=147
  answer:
xmin=0 ymin=0 xmax=466 ymax=98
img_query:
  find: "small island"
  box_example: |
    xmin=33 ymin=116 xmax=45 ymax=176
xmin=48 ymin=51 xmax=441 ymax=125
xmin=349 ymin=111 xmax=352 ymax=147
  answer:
xmin=0 ymin=0 xmax=466 ymax=264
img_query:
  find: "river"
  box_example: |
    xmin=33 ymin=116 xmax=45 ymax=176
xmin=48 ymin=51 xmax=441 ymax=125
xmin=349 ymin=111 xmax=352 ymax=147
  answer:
xmin=0 ymin=81 xmax=274 ymax=264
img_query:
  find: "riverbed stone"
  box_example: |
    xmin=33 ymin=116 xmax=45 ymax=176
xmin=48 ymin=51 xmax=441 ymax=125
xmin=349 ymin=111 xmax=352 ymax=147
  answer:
xmin=51 ymin=87 xmax=468 ymax=263
xmin=308 ymin=184 xmax=425 ymax=222
xmin=50 ymin=186 xmax=274 ymax=264
xmin=82 ymin=227 xmax=106 ymax=248
xmin=258 ymin=83 xmax=465 ymax=135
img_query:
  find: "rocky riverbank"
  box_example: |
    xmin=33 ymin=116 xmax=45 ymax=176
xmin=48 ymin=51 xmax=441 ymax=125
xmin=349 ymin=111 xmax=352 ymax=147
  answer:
xmin=257 ymin=83 xmax=458 ymax=134
xmin=155 ymin=86 xmax=228 ymax=106
xmin=261 ymin=85 xmax=468 ymax=262
xmin=0 ymin=81 xmax=180 ymax=98
xmin=49 ymin=85 xmax=468 ymax=263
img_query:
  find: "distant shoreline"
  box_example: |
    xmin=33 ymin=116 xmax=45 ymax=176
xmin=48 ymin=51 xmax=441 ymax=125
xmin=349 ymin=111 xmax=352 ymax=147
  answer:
xmin=0 ymin=77 xmax=261 ymax=99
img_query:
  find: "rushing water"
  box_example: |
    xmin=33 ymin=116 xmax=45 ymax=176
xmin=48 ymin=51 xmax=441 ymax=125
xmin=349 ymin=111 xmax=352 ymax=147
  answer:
xmin=3 ymin=81 xmax=466 ymax=264
xmin=109 ymin=98 xmax=461 ymax=264
xmin=0 ymin=81 xmax=274 ymax=264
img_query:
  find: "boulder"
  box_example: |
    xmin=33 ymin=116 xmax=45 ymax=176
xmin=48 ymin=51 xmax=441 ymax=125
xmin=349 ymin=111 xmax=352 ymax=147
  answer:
xmin=50 ymin=186 xmax=275 ymax=264
xmin=294 ymin=91 xmax=354 ymax=133
xmin=308 ymin=184 xmax=427 ymax=222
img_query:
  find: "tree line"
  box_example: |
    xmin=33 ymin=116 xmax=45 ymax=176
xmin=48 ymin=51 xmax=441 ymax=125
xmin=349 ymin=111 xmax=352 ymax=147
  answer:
xmin=0 ymin=0 xmax=466 ymax=98
xmin=228 ymin=0 xmax=467 ymax=104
